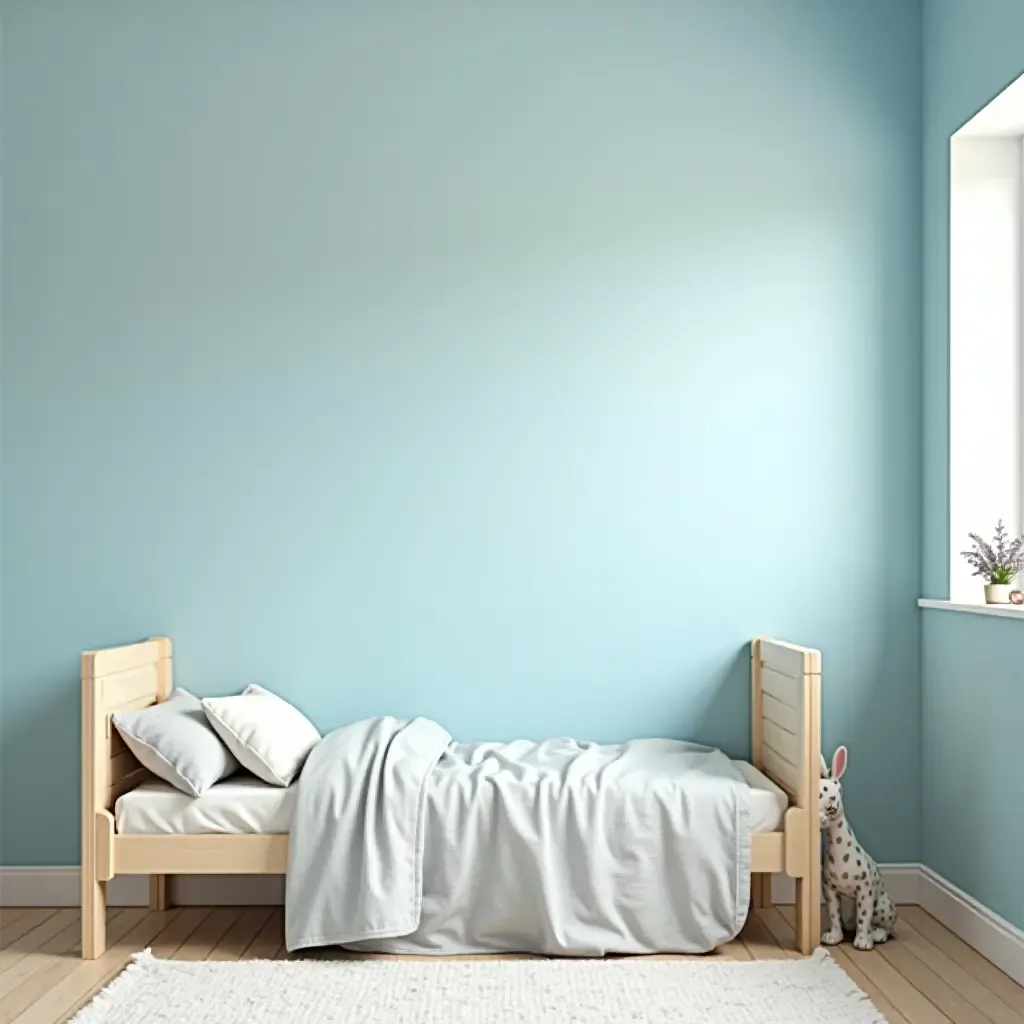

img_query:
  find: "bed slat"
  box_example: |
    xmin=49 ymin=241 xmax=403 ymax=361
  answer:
xmin=83 ymin=639 xmax=166 ymax=680
xmin=762 ymin=692 xmax=799 ymax=735
xmin=109 ymin=729 xmax=130 ymax=758
xmin=105 ymin=749 xmax=141 ymax=789
xmin=763 ymin=720 xmax=800 ymax=769
xmin=101 ymin=665 xmax=159 ymax=710
xmin=762 ymin=745 xmax=800 ymax=797
xmin=107 ymin=769 xmax=150 ymax=806
xmin=761 ymin=665 xmax=799 ymax=707
xmin=759 ymin=642 xmax=803 ymax=678
xmin=760 ymin=638 xmax=819 ymax=678
xmin=108 ymin=695 xmax=158 ymax=717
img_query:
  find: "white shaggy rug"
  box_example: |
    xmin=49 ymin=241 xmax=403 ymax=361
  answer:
xmin=71 ymin=949 xmax=885 ymax=1023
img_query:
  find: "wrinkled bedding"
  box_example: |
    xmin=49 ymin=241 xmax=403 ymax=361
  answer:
xmin=286 ymin=717 xmax=750 ymax=955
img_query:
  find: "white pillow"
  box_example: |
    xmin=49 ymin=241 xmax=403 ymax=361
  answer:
xmin=112 ymin=689 xmax=239 ymax=797
xmin=201 ymin=685 xmax=320 ymax=787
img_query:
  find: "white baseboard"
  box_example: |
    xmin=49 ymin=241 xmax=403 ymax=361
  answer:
xmin=917 ymin=866 xmax=1024 ymax=987
xmin=770 ymin=864 xmax=920 ymax=906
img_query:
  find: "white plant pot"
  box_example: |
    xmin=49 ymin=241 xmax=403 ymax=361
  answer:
xmin=984 ymin=583 xmax=1013 ymax=604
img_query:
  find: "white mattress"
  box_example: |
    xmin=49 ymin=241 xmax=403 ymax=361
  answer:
xmin=115 ymin=760 xmax=787 ymax=836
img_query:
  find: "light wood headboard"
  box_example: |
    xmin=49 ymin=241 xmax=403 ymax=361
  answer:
xmin=80 ymin=637 xmax=172 ymax=955
xmin=81 ymin=637 xmax=171 ymax=817
xmin=750 ymin=636 xmax=821 ymax=812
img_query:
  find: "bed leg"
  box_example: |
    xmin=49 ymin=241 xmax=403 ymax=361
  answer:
xmin=751 ymin=873 xmax=772 ymax=911
xmin=82 ymin=877 xmax=107 ymax=959
xmin=794 ymin=877 xmax=820 ymax=955
xmin=149 ymin=875 xmax=168 ymax=911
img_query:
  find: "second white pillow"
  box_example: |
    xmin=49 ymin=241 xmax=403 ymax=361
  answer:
xmin=202 ymin=685 xmax=320 ymax=787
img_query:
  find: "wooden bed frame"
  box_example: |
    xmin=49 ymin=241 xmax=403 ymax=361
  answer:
xmin=81 ymin=634 xmax=821 ymax=958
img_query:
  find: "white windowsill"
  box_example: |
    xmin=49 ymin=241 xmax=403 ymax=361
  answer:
xmin=918 ymin=598 xmax=1024 ymax=619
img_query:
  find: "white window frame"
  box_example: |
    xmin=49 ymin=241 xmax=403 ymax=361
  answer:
xmin=947 ymin=121 xmax=1024 ymax=604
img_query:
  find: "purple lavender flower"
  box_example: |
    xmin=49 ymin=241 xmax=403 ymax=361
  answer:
xmin=960 ymin=520 xmax=1024 ymax=584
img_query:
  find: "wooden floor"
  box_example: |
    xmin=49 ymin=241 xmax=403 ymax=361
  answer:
xmin=1 ymin=904 xmax=1021 ymax=1024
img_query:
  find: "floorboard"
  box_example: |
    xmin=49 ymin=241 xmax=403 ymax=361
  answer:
xmin=0 ymin=912 xmax=79 ymax=974
xmin=0 ymin=904 xmax=1018 ymax=1023
xmin=900 ymin=907 xmax=1024 ymax=1016
xmin=1 ymin=912 xmax=57 ymax=950
xmin=897 ymin=917 xmax=1024 ymax=1024
xmin=6 ymin=910 xmax=174 ymax=1024
xmin=765 ymin=905 xmax=912 ymax=1024
xmin=150 ymin=908 xmax=213 ymax=960
xmin=208 ymin=908 xmax=274 ymax=962
xmin=876 ymin=940 xmax=991 ymax=1024
xmin=171 ymin=908 xmax=242 ymax=962
xmin=241 ymin=909 xmax=283 ymax=960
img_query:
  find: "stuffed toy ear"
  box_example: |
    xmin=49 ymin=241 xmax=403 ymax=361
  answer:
xmin=831 ymin=746 xmax=848 ymax=781
xmin=820 ymin=753 xmax=830 ymax=779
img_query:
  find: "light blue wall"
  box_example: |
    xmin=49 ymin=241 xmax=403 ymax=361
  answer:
xmin=921 ymin=614 xmax=1024 ymax=929
xmin=1 ymin=1 xmax=922 ymax=866
xmin=921 ymin=0 xmax=1024 ymax=930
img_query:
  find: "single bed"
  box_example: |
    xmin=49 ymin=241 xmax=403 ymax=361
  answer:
xmin=81 ymin=635 xmax=821 ymax=957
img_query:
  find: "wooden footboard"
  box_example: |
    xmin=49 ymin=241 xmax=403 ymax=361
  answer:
xmin=750 ymin=636 xmax=822 ymax=954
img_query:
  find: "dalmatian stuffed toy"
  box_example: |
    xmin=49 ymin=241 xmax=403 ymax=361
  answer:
xmin=820 ymin=745 xmax=896 ymax=950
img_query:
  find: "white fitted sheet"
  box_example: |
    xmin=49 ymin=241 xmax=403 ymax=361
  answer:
xmin=115 ymin=760 xmax=787 ymax=836
xmin=115 ymin=776 xmax=295 ymax=835
xmin=733 ymin=759 xmax=788 ymax=833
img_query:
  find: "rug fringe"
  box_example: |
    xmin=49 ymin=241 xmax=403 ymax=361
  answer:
xmin=812 ymin=947 xmax=887 ymax=1022
xmin=64 ymin=943 xmax=887 ymax=1023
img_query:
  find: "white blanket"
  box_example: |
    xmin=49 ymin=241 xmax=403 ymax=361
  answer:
xmin=286 ymin=718 xmax=751 ymax=955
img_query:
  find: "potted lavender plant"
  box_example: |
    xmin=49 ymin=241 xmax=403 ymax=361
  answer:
xmin=960 ymin=520 xmax=1024 ymax=603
